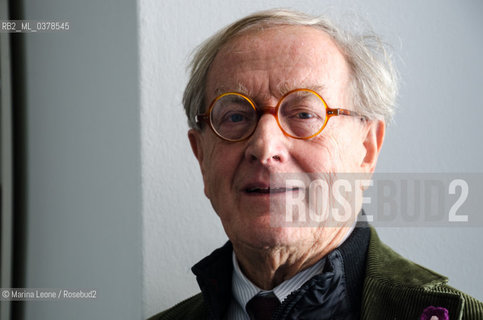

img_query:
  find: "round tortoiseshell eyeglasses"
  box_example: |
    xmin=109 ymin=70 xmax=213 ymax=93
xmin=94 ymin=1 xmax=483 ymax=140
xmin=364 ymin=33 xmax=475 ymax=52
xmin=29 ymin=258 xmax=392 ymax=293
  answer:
xmin=195 ymin=88 xmax=365 ymax=142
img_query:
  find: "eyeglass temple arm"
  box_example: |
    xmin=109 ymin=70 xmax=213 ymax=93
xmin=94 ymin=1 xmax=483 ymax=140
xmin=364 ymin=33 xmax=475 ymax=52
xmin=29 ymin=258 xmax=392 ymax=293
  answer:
xmin=195 ymin=114 xmax=209 ymax=124
xmin=327 ymin=108 xmax=366 ymax=119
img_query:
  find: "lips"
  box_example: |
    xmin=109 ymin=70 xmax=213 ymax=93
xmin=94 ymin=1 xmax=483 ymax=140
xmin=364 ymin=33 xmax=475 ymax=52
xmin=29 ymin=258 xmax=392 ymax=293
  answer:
xmin=244 ymin=185 xmax=301 ymax=194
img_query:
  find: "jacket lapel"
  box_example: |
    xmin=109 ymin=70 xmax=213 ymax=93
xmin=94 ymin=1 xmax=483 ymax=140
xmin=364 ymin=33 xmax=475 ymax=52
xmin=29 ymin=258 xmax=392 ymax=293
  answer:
xmin=362 ymin=228 xmax=464 ymax=319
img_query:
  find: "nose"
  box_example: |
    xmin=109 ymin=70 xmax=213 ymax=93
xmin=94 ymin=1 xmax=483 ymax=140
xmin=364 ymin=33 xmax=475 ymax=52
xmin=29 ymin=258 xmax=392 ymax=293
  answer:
xmin=244 ymin=113 xmax=289 ymax=165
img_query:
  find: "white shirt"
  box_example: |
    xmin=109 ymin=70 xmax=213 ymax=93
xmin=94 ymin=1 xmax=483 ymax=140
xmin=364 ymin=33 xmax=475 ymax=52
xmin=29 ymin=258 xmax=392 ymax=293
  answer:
xmin=224 ymin=226 xmax=355 ymax=320
xmin=225 ymin=252 xmax=326 ymax=320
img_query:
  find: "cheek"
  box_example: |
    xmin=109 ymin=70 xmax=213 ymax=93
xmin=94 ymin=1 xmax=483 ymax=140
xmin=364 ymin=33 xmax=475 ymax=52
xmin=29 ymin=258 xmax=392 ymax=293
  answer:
xmin=293 ymin=136 xmax=343 ymax=173
xmin=198 ymin=138 xmax=220 ymax=199
xmin=201 ymin=143 xmax=243 ymax=199
xmin=329 ymin=127 xmax=367 ymax=171
xmin=294 ymin=126 xmax=365 ymax=173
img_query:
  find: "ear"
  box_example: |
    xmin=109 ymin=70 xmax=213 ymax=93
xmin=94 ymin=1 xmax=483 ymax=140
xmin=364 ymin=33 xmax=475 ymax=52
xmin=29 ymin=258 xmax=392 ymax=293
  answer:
xmin=188 ymin=129 xmax=204 ymax=172
xmin=361 ymin=120 xmax=385 ymax=173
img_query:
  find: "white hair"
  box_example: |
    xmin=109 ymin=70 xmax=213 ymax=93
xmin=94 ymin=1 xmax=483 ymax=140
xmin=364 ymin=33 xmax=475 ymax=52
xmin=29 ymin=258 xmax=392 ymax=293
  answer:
xmin=183 ymin=9 xmax=398 ymax=129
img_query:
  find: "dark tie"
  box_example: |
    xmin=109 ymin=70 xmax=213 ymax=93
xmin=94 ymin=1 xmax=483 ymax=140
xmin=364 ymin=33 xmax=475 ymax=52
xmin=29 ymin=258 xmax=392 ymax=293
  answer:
xmin=246 ymin=293 xmax=281 ymax=320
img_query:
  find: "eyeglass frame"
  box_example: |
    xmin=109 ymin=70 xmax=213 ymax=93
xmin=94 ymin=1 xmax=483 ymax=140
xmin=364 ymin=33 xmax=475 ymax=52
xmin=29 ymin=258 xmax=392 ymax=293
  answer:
xmin=195 ymin=88 xmax=366 ymax=142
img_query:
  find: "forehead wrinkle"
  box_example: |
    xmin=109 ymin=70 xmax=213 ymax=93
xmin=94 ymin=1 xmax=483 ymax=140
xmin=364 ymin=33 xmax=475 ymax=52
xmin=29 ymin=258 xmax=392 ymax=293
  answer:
xmin=277 ymin=81 xmax=326 ymax=96
xmin=213 ymin=83 xmax=273 ymax=107
xmin=214 ymin=82 xmax=251 ymax=97
xmin=212 ymin=82 xmax=329 ymax=107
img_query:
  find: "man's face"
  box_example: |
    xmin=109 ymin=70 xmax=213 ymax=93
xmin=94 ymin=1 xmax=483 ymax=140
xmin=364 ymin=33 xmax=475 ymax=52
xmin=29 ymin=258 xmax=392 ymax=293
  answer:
xmin=189 ymin=26 xmax=383 ymax=250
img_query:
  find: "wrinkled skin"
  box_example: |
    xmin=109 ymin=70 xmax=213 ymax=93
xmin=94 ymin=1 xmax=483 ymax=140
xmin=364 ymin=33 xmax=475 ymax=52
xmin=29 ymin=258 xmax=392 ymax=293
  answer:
xmin=189 ymin=26 xmax=385 ymax=289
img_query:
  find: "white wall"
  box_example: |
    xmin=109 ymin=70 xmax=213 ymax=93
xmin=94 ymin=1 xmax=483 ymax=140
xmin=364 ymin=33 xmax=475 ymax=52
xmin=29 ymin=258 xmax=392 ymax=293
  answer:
xmin=21 ymin=0 xmax=142 ymax=319
xmin=140 ymin=0 xmax=483 ymax=317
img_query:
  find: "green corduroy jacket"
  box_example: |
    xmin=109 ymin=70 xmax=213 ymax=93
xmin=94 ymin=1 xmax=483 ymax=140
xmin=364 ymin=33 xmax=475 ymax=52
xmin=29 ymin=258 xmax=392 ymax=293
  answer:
xmin=152 ymin=228 xmax=483 ymax=319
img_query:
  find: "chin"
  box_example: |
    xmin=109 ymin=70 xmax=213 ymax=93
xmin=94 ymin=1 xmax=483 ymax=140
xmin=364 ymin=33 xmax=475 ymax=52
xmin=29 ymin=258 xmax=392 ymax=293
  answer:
xmin=237 ymin=226 xmax=304 ymax=250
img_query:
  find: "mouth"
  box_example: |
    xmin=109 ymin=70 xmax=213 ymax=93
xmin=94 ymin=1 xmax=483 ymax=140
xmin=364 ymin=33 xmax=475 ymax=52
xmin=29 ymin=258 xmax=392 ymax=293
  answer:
xmin=244 ymin=186 xmax=301 ymax=194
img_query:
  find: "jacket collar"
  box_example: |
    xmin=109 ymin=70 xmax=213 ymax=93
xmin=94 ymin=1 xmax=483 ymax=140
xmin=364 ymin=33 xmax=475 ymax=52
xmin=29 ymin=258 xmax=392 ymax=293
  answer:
xmin=192 ymin=242 xmax=233 ymax=319
xmin=362 ymin=227 xmax=464 ymax=319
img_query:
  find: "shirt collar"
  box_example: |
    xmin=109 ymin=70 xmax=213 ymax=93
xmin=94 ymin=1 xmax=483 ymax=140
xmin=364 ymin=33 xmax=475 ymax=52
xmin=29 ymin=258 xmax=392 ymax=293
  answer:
xmin=230 ymin=224 xmax=356 ymax=312
xmin=231 ymin=251 xmax=326 ymax=309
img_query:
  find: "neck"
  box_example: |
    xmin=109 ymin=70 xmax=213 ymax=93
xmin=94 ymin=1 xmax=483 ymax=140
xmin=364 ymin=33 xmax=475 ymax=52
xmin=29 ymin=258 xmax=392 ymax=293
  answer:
xmin=232 ymin=227 xmax=352 ymax=290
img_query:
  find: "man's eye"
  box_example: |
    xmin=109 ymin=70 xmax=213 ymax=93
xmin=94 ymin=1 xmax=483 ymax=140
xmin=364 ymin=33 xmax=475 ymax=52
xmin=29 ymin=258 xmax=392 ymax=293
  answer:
xmin=287 ymin=108 xmax=318 ymax=120
xmin=296 ymin=112 xmax=314 ymax=119
xmin=229 ymin=113 xmax=245 ymax=122
xmin=219 ymin=111 xmax=249 ymax=124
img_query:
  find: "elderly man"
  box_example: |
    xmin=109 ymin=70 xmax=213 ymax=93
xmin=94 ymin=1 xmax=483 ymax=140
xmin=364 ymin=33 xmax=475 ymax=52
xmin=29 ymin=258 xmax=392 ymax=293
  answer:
xmin=152 ymin=9 xmax=483 ymax=320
